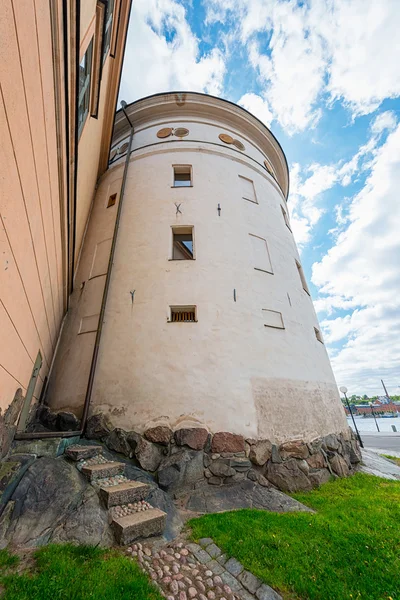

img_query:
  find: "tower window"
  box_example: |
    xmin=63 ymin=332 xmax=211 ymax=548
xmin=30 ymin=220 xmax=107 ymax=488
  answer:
xmin=170 ymin=306 xmax=197 ymax=322
xmin=249 ymin=234 xmax=273 ymax=274
xmin=314 ymin=327 xmax=324 ymax=343
xmin=173 ymin=165 xmax=192 ymax=187
xmin=281 ymin=205 xmax=292 ymax=231
xmin=172 ymin=227 xmax=194 ymax=260
xmin=103 ymin=0 xmax=115 ymax=62
xmin=295 ymin=260 xmax=310 ymax=295
xmin=263 ymin=309 xmax=285 ymax=329
xmin=78 ymin=39 xmax=94 ymax=136
xmin=239 ymin=175 xmax=257 ymax=203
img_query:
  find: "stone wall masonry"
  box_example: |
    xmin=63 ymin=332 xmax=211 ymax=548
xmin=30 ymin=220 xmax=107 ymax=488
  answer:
xmin=85 ymin=417 xmax=362 ymax=495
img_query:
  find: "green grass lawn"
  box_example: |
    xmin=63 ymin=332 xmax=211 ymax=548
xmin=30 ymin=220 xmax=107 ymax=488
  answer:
xmin=0 ymin=544 xmax=162 ymax=600
xmin=190 ymin=473 xmax=400 ymax=600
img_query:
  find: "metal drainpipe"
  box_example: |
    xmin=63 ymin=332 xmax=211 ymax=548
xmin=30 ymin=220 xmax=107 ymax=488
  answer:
xmin=15 ymin=105 xmax=134 ymax=441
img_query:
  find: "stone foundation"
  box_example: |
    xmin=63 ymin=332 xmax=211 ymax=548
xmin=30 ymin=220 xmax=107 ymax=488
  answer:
xmin=82 ymin=414 xmax=361 ymax=495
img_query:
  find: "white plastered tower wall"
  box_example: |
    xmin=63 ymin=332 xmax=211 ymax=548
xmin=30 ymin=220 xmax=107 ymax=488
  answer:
xmin=47 ymin=92 xmax=348 ymax=443
xmin=66 ymin=91 xmax=347 ymax=444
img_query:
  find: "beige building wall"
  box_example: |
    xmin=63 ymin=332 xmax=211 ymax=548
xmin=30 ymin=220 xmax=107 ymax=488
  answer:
xmin=48 ymin=93 xmax=348 ymax=444
xmin=0 ymin=0 xmax=132 ymax=442
xmin=0 ymin=0 xmax=65 ymax=415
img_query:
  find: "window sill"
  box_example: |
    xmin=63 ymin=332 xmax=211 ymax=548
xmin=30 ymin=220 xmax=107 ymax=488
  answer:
xmin=254 ymin=268 xmax=274 ymax=275
xmin=171 ymin=185 xmax=193 ymax=188
xmin=168 ymin=258 xmax=196 ymax=261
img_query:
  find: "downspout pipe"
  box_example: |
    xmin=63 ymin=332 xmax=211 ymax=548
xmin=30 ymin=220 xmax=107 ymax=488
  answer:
xmin=15 ymin=103 xmax=134 ymax=441
xmin=80 ymin=101 xmax=134 ymax=431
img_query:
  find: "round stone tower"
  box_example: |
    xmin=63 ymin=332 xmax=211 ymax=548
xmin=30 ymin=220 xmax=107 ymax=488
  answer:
xmin=82 ymin=91 xmax=348 ymax=444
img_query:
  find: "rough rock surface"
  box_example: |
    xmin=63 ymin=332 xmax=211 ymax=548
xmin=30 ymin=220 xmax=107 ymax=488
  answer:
xmin=0 ymin=389 xmax=24 ymax=459
xmin=0 ymin=442 xmax=183 ymax=547
xmin=56 ymin=412 xmax=81 ymax=432
xmin=135 ymin=437 xmax=163 ymax=472
xmin=248 ymin=439 xmax=272 ymax=466
xmin=329 ymin=454 xmax=350 ymax=477
xmin=158 ymin=449 xmax=204 ymax=493
xmin=144 ymin=426 xmax=172 ymax=446
xmin=185 ymin=479 xmax=313 ymax=514
xmin=212 ymin=433 xmax=245 ymax=453
xmin=307 ymin=452 xmax=326 ymax=469
xmin=105 ymin=428 xmax=134 ymax=457
xmin=174 ymin=427 xmax=209 ymax=450
xmin=0 ymin=457 xmax=110 ymax=547
xmin=85 ymin=414 xmax=113 ymax=440
xmin=266 ymin=459 xmax=312 ymax=492
xmin=279 ymin=440 xmax=309 ymax=460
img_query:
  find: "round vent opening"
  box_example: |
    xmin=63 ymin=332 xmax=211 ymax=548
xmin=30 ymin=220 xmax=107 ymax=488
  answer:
xmin=219 ymin=133 xmax=234 ymax=144
xmin=232 ymin=139 xmax=245 ymax=151
xmin=157 ymin=127 xmax=173 ymax=139
xmin=109 ymin=148 xmax=117 ymax=161
xmin=118 ymin=142 xmax=129 ymax=154
xmin=174 ymin=127 xmax=189 ymax=138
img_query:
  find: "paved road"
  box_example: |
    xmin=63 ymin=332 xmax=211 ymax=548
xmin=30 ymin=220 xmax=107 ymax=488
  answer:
xmin=360 ymin=449 xmax=400 ymax=480
xmin=360 ymin=433 xmax=400 ymax=454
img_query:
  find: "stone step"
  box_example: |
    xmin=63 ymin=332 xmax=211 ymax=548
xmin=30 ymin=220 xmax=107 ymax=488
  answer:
xmin=111 ymin=508 xmax=166 ymax=545
xmin=65 ymin=444 xmax=102 ymax=461
xmin=99 ymin=480 xmax=151 ymax=508
xmin=81 ymin=462 xmax=125 ymax=481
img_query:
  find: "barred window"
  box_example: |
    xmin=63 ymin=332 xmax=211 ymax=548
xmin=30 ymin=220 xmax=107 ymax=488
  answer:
xmin=170 ymin=306 xmax=196 ymax=322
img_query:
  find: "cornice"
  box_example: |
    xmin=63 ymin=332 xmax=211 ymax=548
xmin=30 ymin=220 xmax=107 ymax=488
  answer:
xmin=113 ymin=92 xmax=290 ymax=199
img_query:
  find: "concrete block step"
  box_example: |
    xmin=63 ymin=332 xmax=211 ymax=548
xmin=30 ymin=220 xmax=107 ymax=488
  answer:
xmin=111 ymin=508 xmax=166 ymax=545
xmin=82 ymin=461 xmax=125 ymax=481
xmin=99 ymin=480 xmax=150 ymax=508
xmin=65 ymin=444 xmax=102 ymax=461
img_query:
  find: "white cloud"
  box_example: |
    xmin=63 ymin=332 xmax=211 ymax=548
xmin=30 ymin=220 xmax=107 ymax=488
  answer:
xmin=312 ymin=124 xmax=400 ymax=394
xmin=370 ymin=110 xmax=398 ymax=135
xmin=204 ymin=0 xmax=400 ymax=132
xmin=120 ymin=0 xmax=226 ymax=103
xmin=288 ymin=109 xmax=398 ymax=248
xmin=238 ymin=93 xmax=273 ymax=126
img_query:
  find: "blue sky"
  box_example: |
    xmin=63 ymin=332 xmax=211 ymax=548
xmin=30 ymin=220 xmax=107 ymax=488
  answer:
xmin=120 ymin=0 xmax=400 ymax=396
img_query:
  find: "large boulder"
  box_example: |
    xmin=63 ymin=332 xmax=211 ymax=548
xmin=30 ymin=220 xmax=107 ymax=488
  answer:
xmin=209 ymin=460 xmax=236 ymax=478
xmin=323 ymin=434 xmax=340 ymax=452
xmin=279 ymin=440 xmax=309 ymax=460
xmin=134 ymin=437 xmax=163 ymax=472
xmin=309 ymin=469 xmax=331 ymax=487
xmin=174 ymin=428 xmax=209 ymax=450
xmin=0 ymin=457 xmax=109 ymax=547
xmin=329 ymin=454 xmax=350 ymax=477
xmin=307 ymin=452 xmax=326 ymax=469
xmin=0 ymin=454 xmax=36 ymax=516
xmin=266 ymin=458 xmax=312 ymax=492
xmin=144 ymin=426 xmax=172 ymax=446
xmin=211 ymin=432 xmax=245 ymax=453
xmin=85 ymin=414 xmax=113 ymax=440
xmin=0 ymin=389 xmax=24 ymax=459
xmin=158 ymin=449 xmax=204 ymax=492
xmin=56 ymin=412 xmax=81 ymax=432
xmin=105 ymin=428 xmax=134 ymax=457
xmin=248 ymin=439 xmax=272 ymax=466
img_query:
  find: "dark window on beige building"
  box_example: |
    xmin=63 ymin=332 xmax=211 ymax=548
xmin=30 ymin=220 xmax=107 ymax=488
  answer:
xmin=170 ymin=306 xmax=196 ymax=322
xmin=281 ymin=205 xmax=292 ymax=231
xmin=78 ymin=39 xmax=94 ymax=136
xmin=173 ymin=165 xmax=192 ymax=187
xmin=103 ymin=0 xmax=115 ymax=62
xmin=314 ymin=327 xmax=324 ymax=343
xmin=172 ymin=227 xmax=194 ymax=259
xmin=296 ymin=259 xmax=310 ymax=295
